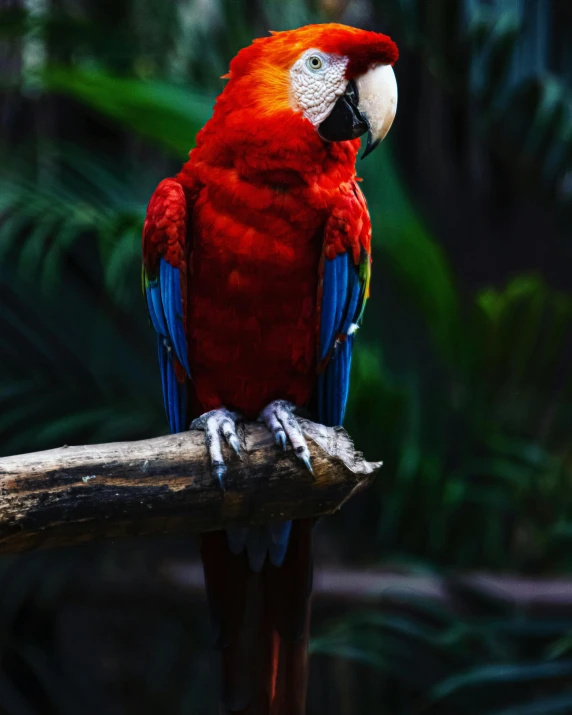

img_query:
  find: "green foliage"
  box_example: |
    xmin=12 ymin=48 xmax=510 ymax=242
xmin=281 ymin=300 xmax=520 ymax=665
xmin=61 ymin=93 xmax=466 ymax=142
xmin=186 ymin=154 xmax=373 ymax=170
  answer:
xmin=373 ymin=0 xmax=572 ymax=214
xmin=312 ymin=592 xmax=572 ymax=713
xmin=0 ymin=149 xmax=165 ymax=455
xmin=43 ymin=69 xmax=213 ymax=158
xmin=360 ymin=144 xmax=464 ymax=365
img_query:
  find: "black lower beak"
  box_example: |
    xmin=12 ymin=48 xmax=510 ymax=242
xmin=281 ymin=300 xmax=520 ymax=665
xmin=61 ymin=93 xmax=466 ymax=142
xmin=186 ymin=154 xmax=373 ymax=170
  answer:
xmin=318 ymin=80 xmax=369 ymax=145
xmin=361 ymin=132 xmax=380 ymax=160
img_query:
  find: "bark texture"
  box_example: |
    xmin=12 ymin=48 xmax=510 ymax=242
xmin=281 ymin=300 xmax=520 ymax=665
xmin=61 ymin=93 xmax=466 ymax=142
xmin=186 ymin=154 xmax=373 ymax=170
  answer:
xmin=0 ymin=420 xmax=380 ymax=554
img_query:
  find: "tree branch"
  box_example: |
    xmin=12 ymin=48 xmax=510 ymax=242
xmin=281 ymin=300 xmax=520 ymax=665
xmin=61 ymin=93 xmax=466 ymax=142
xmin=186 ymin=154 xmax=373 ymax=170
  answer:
xmin=0 ymin=419 xmax=380 ymax=554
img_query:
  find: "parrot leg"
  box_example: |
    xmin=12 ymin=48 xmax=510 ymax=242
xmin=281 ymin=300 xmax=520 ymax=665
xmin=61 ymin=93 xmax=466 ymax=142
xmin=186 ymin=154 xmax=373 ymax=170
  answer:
xmin=258 ymin=400 xmax=313 ymax=475
xmin=190 ymin=408 xmax=241 ymax=487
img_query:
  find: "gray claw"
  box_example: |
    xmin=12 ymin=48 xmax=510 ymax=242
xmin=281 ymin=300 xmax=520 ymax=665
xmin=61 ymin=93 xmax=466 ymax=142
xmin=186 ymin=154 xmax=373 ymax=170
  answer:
xmin=193 ymin=408 xmax=241 ymax=485
xmin=260 ymin=400 xmax=313 ymax=473
xmin=228 ymin=434 xmax=241 ymax=458
xmin=212 ymin=462 xmax=227 ymax=488
xmin=300 ymin=454 xmax=314 ymax=476
xmin=275 ymin=430 xmax=287 ymax=451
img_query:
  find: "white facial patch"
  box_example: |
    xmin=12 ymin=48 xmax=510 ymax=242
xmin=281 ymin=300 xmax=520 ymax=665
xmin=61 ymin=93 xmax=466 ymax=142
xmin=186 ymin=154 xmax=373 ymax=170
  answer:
xmin=289 ymin=49 xmax=349 ymax=126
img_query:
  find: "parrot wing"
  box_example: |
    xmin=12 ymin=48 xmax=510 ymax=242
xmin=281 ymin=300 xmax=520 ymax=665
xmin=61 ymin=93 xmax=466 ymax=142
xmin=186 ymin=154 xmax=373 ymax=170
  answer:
xmin=142 ymin=178 xmax=190 ymax=433
xmin=318 ymin=181 xmax=371 ymax=426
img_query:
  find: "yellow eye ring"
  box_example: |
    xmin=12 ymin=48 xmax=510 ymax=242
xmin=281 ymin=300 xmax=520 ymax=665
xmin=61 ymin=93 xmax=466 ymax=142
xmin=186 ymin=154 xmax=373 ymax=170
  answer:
xmin=307 ymin=56 xmax=323 ymax=71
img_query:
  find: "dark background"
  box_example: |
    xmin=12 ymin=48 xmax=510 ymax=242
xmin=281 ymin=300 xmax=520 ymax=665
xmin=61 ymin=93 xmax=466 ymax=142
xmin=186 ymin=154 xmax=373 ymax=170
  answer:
xmin=1 ymin=0 xmax=572 ymax=713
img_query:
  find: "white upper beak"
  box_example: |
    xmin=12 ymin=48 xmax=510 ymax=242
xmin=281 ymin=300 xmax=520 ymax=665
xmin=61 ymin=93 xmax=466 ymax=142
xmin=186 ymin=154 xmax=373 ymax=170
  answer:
xmin=355 ymin=64 xmax=398 ymax=151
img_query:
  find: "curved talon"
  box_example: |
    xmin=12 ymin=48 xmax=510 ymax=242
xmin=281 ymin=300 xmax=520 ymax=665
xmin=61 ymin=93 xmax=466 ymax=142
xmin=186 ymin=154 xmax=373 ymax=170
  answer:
xmin=276 ymin=431 xmax=287 ymax=451
xmin=212 ymin=461 xmax=227 ymax=488
xmin=299 ymin=453 xmax=314 ymax=476
xmin=191 ymin=408 xmax=241 ymax=486
xmin=228 ymin=434 xmax=241 ymax=457
xmin=259 ymin=400 xmax=313 ymax=474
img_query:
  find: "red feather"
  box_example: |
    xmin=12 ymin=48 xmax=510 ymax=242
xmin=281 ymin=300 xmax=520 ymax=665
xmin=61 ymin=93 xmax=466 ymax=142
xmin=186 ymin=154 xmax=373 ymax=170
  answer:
xmin=142 ymin=178 xmax=188 ymax=275
xmin=177 ymin=88 xmax=371 ymax=417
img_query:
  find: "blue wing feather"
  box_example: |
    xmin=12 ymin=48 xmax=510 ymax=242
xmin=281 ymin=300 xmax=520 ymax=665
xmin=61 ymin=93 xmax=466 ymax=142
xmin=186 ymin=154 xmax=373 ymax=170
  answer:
xmin=157 ymin=336 xmax=169 ymax=416
xmin=318 ymin=252 xmax=365 ymax=427
xmin=160 ymin=260 xmax=190 ymax=376
xmin=246 ymin=526 xmax=270 ymax=574
xmin=147 ymin=281 xmax=169 ymax=337
xmin=226 ymin=525 xmax=248 ymax=555
xmin=268 ymin=520 xmax=293 ymax=567
xmin=170 ymin=356 xmax=185 ymax=433
xmin=334 ymin=252 xmax=348 ymax=333
xmin=319 ymin=258 xmax=338 ymax=362
xmin=340 ymin=337 xmax=353 ymax=418
xmin=341 ymin=265 xmax=360 ymax=336
xmin=145 ymin=258 xmax=189 ymax=434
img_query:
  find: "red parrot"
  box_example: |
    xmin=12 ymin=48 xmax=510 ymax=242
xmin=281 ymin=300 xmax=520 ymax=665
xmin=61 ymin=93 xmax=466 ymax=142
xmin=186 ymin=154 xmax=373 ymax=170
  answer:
xmin=142 ymin=23 xmax=398 ymax=714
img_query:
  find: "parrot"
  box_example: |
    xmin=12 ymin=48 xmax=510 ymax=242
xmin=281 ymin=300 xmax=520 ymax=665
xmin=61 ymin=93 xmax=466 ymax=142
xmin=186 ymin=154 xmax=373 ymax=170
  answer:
xmin=142 ymin=23 xmax=398 ymax=715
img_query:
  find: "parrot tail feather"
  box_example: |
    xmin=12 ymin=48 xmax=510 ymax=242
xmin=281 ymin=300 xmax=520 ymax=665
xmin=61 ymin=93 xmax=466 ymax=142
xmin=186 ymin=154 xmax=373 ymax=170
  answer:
xmin=201 ymin=519 xmax=313 ymax=715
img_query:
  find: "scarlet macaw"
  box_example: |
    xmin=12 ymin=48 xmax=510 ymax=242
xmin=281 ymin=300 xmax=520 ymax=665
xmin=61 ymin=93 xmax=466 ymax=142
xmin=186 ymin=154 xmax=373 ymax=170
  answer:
xmin=142 ymin=23 xmax=398 ymax=714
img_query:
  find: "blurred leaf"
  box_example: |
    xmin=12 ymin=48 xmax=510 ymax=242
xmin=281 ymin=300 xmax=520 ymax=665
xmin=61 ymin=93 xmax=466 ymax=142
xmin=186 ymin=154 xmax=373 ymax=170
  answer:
xmin=43 ymin=67 xmax=214 ymax=157
xmin=375 ymin=0 xmax=572 ymax=212
xmin=361 ymin=144 xmax=464 ymax=367
xmin=428 ymin=660 xmax=572 ymax=703
xmin=489 ymin=693 xmax=572 ymax=715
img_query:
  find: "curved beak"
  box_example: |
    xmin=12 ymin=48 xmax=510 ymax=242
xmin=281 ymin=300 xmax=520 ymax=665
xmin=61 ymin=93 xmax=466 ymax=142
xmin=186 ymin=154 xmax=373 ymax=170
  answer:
xmin=318 ymin=64 xmax=398 ymax=159
xmin=356 ymin=64 xmax=398 ymax=158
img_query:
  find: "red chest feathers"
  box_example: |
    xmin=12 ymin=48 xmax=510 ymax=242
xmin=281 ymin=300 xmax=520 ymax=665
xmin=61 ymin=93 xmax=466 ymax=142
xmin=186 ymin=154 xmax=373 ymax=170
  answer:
xmin=188 ymin=176 xmax=325 ymax=418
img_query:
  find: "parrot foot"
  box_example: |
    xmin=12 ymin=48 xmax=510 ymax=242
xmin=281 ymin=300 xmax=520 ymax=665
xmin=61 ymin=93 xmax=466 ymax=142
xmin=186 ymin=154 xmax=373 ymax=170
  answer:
xmin=190 ymin=408 xmax=241 ymax=488
xmin=258 ymin=400 xmax=313 ymax=475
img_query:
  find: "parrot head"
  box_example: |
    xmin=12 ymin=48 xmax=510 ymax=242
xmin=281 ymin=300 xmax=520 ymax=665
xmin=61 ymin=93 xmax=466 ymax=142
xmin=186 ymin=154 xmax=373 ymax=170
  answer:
xmin=222 ymin=23 xmax=398 ymax=158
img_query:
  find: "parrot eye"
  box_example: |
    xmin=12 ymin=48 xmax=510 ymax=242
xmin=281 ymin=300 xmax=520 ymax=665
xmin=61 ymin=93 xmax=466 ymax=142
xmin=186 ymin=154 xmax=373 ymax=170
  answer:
xmin=307 ymin=55 xmax=323 ymax=71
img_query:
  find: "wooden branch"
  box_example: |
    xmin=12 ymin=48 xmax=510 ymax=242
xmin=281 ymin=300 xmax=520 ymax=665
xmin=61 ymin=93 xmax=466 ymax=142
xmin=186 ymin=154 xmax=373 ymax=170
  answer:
xmin=0 ymin=419 xmax=380 ymax=554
